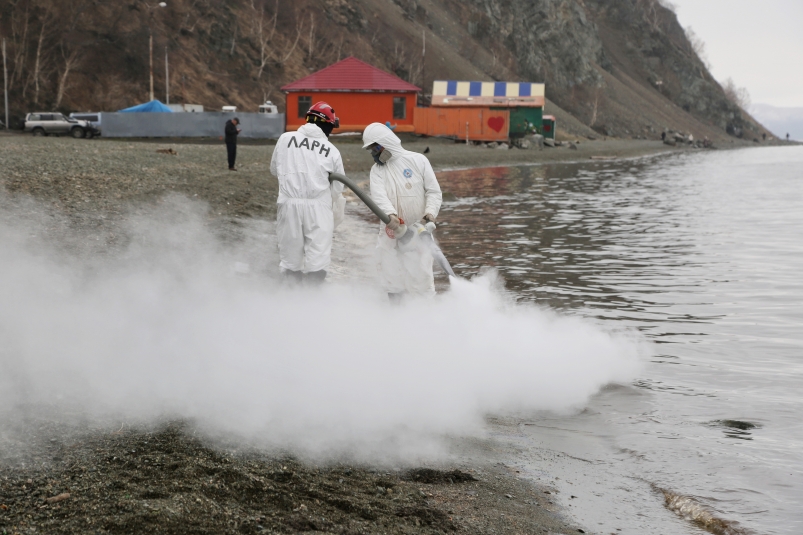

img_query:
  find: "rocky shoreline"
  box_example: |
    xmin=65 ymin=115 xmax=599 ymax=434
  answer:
xmin=0 ymin=133 xmax=713 ymax=223
xmin=0 ymin=133 xmax=757 ymax=534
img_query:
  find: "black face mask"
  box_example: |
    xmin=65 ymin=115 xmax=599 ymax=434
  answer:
xmin=306 ymin=116 xmax=334 ymax=138
xmin=370 ymin=144 xmax=392 ymax=165
xmin=318 ymin=121 xmax=334 ymax=138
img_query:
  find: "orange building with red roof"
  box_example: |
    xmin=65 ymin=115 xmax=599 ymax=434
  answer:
xmin=281 ymin=57 xmax=421 ymax=133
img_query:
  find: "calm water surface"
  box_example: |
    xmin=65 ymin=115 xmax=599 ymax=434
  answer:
xmin=435 ymin=147 xmax=803 ymax=534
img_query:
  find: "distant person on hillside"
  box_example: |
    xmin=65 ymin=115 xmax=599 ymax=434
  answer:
xmin=786 ymin=133 xmax=790 ymax=141
xmin=225 ymin=118 xmax=241 ymax=170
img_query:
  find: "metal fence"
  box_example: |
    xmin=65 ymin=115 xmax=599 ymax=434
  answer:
xmin=101 ymin=112 xmax=284 ymax=139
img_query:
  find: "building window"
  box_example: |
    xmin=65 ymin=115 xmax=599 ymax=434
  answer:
xmin=298 ymin=96 xmax=312 ymax=118
xmin=393 ymin=97 xmax=406 ymax=119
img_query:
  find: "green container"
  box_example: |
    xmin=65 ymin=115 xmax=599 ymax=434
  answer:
xmin=541 ymin=116 xmax=556 ymax=139
xmin=509 ymin=107 xmax=543 ymax=137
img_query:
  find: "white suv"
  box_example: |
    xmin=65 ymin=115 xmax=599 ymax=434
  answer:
xmin=23 ymin=112 xmax=98 ymax=138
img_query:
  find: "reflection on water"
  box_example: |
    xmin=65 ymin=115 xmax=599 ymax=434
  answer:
xmin=434 ymin=147 xmax=803 ymax=535
xmin=436 ymin=161 xmax=708 ymax=318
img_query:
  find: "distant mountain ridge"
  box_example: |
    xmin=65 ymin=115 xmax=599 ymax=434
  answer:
xmin=0 ymin=0 xmax=771 ymax=141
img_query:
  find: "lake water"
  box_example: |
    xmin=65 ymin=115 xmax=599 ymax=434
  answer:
xmin=433 ymin=147 xmax=803 ymax=535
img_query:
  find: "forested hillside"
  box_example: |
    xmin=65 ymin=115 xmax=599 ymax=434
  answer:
xmin=0 ymin=0 xmax=769 ymax=140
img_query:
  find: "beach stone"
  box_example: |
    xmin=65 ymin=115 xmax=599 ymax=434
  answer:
xmin=528 ymin=134 xmax=545 ymax=149
xmin=496 ymin=143 xmax=509 ymax=150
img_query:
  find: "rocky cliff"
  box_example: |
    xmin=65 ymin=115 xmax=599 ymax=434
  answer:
xmin=0 ymin=0 xmax=768 ymax=141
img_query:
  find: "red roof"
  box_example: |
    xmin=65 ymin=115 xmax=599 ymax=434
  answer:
xmin=281 ymin=57 xmax=421 ymax=93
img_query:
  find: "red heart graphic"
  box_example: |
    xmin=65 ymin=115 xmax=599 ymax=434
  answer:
xmin=488 ymin=116 xmax=505 ymax=133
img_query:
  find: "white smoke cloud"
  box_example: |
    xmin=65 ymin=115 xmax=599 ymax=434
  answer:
xmin=0 ymin=194 xmax=646 ymax=462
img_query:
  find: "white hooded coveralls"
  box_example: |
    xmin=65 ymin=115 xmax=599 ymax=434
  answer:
xmin=270 ymin=123 xmax=346 ymax=272
xmin=363 ymin=123 xmax=443 ymax=296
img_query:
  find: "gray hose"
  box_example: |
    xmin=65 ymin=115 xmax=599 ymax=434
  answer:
xmin=328 ymin=172 xmax=390 ymax=224
xmin=329 ymin=172 xmax=457 ymax=278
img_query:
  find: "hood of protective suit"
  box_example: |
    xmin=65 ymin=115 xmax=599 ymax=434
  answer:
xmin=365 ymin=120 xmax=442 ymax=224
xmin=362 ymin=123 xmax=407 ymax=159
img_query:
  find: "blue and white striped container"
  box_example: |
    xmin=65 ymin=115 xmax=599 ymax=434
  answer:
xmin=431 ymin=81 xmax=545 ymax=107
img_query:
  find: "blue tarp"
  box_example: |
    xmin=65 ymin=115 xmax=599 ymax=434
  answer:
xmin=118 ymin=100 xmax=173 ymax=113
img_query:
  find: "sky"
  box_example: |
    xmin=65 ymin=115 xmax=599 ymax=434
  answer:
xmin=669 ymin=0 xmax=803 ymax=108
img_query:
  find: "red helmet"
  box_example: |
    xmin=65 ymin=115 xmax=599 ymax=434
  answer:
xmin=306 ymin=101 xmax=340 ymax=128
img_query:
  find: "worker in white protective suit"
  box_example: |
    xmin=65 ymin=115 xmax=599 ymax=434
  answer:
xmin=363 ymin=122 xmax=442 ymax=299
xmin=270 ymin=101 xmax=346 ymax=285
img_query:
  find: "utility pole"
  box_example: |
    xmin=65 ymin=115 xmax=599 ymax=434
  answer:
xmin=422 ymin=30 xmax=426 ymax=84
xmin=3 ymin=38 xmax=8 ymax=130
xmin=149 ymin=33 xmax=154 ymax=101
xmin=146 ymin=2 xmax=166 ymax=102
xmin=421 ymin=29 xmax=426 ymax=105
xmin=165 ymin=46 xmax=169 ymax=104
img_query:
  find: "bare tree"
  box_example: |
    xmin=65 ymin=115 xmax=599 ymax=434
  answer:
xmin=251 ymin=0 xmax=278 ymax=79
xmin=176 ymin=0 xmax=202 ymax=35
xmin=335 ymin=35 xmax=345 ymax=62
xmin=307 ymin=13 xmax=315 ymax=60
xmin=55 ymin=44 xmax=80 ymax=108
xmin=685 ymin=26 xmax=711 ymax=69
xmin=279 ymin=18 xmax=303 ymax=65
xmin=392 ymin=42 xmax=406 ymax=70
xmin=638 ymin=0 xmax=673 ymax=32
xmin=32 ymin=8 xmax=52 ymax=107
xmin=722 ymin=77 xmax=750 ymax=110
xmin=9 ymin=0 xmax=31 ymax=91
xmin=230 ymin=22 xmax=238 ymax=55
xmin=589 ymin=88 xmax=601 ymax=127
xmin=408 ymin=58 xmax=422 ymax=86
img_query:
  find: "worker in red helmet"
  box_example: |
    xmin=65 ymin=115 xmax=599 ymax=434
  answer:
xmin=270 ymin=101 xmax=346 ymax=285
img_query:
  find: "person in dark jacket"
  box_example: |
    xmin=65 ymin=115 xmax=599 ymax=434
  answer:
xmin=225 ymin=118 xmax=241 ymax=170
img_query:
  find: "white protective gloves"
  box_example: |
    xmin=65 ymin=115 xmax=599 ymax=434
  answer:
xmin=387 ymin=214 xmax=401 ymax=230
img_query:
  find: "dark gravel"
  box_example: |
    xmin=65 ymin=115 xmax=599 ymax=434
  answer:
xmin=0 ymin=419 xmax=580 ymax=534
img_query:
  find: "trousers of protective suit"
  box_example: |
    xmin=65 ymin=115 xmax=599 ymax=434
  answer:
xmin=376 ymin=231 xmax=436 ymax=296
xmin=277 ymin=191 xmax=337 ymax=273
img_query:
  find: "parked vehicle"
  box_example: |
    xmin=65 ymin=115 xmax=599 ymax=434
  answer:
xmin=69 ymin=112 xmax=102 ymax=136
xmin=23 ymin=112 xmax=99 ymax=138
xmin=258 ymin=101 xmax=278 ymax=114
